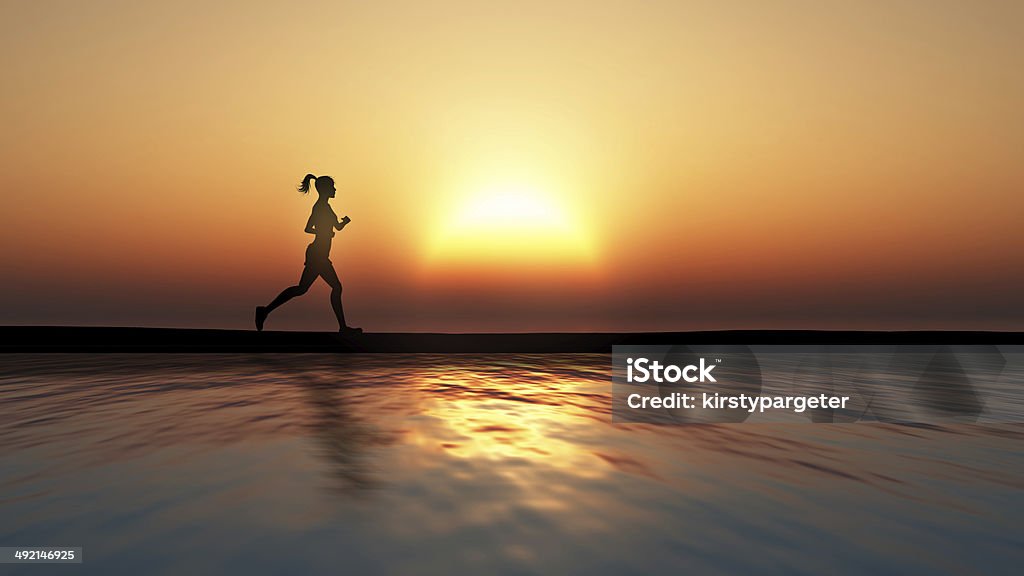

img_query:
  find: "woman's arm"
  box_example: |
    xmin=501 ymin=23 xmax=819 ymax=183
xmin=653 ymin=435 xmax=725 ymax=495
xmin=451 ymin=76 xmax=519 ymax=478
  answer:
xmin=334 ymin=215 xmax=351 ymax=231
xmin=304 ymin=213 xmax=316 ymax=234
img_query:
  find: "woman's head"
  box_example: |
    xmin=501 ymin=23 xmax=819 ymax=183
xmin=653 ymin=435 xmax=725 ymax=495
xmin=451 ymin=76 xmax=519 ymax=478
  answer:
xmin=298 ymin=173 xmax=336 ymax=198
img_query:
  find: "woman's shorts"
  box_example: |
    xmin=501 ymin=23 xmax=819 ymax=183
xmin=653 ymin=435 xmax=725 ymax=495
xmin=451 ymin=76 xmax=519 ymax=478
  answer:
xmin=305 ymin=244 xmax=332 ymax=269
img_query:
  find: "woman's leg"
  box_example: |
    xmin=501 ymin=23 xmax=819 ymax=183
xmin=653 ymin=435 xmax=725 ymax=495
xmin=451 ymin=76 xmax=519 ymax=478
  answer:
xmin=319 ymin=264 xmax=347 ymax=330
xmin=257 ymin=266 xmax=319 ymax=331
xmin=267 ymin=266 xmax=318 ymax=312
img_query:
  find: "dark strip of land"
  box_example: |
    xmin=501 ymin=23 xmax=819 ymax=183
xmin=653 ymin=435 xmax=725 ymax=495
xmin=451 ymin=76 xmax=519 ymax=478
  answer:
xmin=0 ymin=326 xmax=1020 ymax=353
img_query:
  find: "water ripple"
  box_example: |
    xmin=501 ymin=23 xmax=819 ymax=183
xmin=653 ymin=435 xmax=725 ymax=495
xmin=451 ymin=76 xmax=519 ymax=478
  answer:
xmin=0 ymin=354 xmax=1021 ymax=575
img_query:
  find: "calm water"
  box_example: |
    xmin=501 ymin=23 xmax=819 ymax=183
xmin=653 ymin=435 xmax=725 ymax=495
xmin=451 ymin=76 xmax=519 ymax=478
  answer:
xmin=0 ymin=354 xmax=1021 ymax=575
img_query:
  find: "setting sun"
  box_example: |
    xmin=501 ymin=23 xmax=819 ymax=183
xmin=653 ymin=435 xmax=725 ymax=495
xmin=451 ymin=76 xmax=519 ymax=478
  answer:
xmin=426 ymin=183 xmax=596 ymax=268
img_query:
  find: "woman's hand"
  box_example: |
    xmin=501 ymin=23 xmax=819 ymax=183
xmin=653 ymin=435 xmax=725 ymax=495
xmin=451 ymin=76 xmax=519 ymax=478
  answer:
xmin=336 ymin=216 xmax=351 ymax=230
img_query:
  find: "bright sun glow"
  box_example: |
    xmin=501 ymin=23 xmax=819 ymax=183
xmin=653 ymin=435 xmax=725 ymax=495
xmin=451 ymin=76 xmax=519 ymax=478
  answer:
xmin=427 ymin=184 xmax=595 ymax=267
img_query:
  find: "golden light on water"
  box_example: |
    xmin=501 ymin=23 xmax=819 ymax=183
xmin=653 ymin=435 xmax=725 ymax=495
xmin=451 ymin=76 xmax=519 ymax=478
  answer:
xmin=411 ymin=367 xmax=611 ymax=481
xmin=428 ymin=397 xmax=597 ymax=469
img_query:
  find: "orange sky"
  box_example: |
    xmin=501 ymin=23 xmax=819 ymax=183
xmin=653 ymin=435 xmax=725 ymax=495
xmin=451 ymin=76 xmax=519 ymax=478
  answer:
xmin=1 ymin=0 xmax=1022 ymax=331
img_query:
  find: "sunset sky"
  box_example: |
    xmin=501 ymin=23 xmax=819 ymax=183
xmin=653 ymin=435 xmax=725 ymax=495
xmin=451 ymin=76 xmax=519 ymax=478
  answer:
xmin=1 ymin=0 xmax=1021 ymax=332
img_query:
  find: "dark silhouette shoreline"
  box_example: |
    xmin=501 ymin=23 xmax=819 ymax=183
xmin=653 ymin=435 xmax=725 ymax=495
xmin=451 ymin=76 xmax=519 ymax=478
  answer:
xmin=1 ymin=326 xmax=1021 ymax=353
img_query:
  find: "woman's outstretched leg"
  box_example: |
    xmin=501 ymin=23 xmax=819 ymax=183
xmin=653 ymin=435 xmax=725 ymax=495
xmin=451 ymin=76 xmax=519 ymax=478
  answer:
xmin=256 ymin=266 xmax=317 ymax=331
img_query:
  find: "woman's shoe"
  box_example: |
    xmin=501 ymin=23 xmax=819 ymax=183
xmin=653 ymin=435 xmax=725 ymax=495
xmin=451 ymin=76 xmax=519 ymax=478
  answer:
xmin=255 ymin=306 xmax=268 ymax=332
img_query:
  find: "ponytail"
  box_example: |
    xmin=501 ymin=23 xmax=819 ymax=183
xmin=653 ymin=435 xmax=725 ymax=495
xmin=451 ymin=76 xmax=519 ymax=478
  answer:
xmin=297 ymin=173 xmax=316 ymax=194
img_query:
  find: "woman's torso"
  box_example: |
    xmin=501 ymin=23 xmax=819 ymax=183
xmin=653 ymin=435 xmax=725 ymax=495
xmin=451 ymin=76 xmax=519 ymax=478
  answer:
xmin=307 ymin=201 xmax=337 ymax=262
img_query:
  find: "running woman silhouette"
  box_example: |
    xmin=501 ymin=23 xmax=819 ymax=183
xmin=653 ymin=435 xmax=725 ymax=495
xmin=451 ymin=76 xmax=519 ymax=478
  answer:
xmin=256 ymin=174 xmax=361 ymax=334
